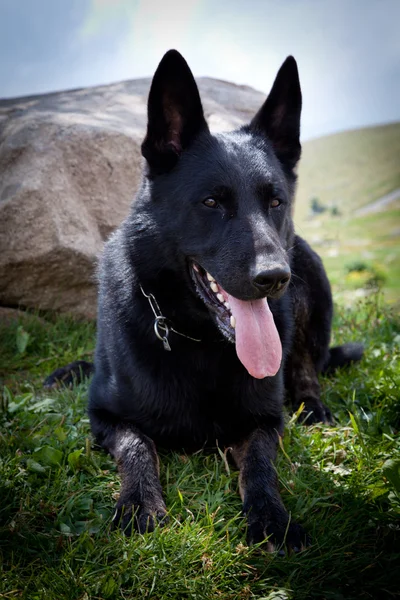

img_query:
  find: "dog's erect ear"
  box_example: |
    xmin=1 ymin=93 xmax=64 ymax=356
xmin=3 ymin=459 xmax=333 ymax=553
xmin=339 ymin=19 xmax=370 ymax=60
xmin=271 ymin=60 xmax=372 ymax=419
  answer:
xmin=249 ymin=56 xmax=302 ymax=170
xmin=141 ymin=50 xmax=209 ymax=173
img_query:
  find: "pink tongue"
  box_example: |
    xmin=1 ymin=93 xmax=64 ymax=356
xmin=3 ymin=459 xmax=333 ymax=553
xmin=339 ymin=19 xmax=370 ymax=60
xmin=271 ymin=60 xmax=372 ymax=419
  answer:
xmin=227 ymin=294 xmax=282 ymax=379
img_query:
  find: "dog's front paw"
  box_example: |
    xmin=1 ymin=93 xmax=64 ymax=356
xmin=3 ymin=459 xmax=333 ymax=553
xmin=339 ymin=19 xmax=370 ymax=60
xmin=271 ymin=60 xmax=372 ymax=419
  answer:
xmin=298 ymin=398 xmax=333 ymax=425
xmin=246 ymin=513 xmax=309 ymax=553
xmin=112 ymin=497 xmax=168 ymax=535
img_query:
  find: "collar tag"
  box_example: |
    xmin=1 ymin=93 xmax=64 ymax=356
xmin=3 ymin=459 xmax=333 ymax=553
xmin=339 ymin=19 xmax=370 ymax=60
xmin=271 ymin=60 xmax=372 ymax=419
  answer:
xmin=154 ymin=316 xmax=172 ymax=351
xmin=162 ymin=337 xmax=172 ymax=351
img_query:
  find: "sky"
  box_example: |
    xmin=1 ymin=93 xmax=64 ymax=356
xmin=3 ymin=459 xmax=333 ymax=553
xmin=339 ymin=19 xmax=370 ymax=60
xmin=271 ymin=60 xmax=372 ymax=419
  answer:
xmin=0 ymin=0 xmax=399 ymax=140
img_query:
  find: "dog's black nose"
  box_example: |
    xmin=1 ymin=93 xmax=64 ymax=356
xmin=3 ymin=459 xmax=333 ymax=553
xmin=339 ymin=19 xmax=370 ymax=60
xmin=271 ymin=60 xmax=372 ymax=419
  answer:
xmin=252 ymin=266 xmax=291 ymax=296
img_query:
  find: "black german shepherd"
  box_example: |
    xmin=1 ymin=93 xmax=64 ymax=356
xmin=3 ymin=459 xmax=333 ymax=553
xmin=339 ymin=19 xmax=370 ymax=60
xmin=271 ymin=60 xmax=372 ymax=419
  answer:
xmin=45 ymin=50 xmax=362 ymax=551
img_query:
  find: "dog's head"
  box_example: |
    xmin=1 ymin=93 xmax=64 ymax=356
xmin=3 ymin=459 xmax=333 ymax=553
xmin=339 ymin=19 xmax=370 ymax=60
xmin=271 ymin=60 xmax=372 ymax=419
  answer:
xmin=140 ymin=50 xmax=302 ymax=378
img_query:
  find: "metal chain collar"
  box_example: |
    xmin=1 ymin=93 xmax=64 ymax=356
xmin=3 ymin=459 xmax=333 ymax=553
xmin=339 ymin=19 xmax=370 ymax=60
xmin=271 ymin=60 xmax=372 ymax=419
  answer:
xmin=139 ymin=285 xmax=201 ymax=351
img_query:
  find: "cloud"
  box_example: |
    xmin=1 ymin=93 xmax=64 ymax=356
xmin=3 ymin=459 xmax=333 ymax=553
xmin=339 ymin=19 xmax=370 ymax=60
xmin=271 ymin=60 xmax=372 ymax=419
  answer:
xmin=129 ymin=0 xmax=201 ymax=56
xmin=1 ymin=0 xmax=398 ymax=137
xmin=79 ymin=0 xmax=134 ymax=39
xmin=80 ymin=0 xmax=201 ymax=52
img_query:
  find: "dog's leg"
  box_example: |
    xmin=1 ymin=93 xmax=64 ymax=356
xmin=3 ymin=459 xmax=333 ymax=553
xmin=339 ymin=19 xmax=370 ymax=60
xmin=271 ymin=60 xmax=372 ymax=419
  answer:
xmin=43 ymin=360 xmax=94 ymax=389
xmin=91 ymin=411 xmax=167 ymax=534
xmin=231 ymin=428 xmax=307 ymax=551
xmin=287 ymin=235 xmax=334 ymax=424
xmin=286 ymin=349 xmax=333 ymax=424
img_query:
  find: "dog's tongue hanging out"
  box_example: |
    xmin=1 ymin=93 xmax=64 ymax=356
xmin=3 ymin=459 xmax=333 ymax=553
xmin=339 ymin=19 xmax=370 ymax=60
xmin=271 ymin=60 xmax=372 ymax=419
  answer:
xmin=226 ymin=294 xmax=282 ymax=379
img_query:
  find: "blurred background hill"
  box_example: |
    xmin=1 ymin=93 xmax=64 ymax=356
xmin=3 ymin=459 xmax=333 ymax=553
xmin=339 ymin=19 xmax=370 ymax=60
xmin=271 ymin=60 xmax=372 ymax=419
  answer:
xmin=296 ymin=122 xmax=400 ymax=303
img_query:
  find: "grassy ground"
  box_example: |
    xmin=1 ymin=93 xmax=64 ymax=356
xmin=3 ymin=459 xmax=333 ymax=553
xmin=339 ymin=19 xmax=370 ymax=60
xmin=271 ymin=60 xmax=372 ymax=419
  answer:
xmin=1 ymin=296 xmax=399 ymax=600
xmin=294 ymin=205 xmax=400 ymax=304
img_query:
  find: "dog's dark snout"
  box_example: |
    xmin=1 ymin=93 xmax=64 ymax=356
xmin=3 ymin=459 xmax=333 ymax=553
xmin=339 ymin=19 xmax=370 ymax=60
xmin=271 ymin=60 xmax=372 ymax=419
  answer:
xmin=253 ymin=266 xmax=291 ymax=296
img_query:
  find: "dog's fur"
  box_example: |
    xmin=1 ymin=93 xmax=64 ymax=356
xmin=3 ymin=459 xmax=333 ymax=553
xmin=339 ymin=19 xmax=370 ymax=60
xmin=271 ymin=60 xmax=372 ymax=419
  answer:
xmin=45 ymin=50 xmax=362 ymax=550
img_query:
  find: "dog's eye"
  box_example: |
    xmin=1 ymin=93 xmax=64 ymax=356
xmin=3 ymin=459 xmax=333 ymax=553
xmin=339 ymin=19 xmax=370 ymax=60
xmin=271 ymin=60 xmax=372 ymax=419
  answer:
xmin=270 ymin=198 xmax=281 ymax=208
xmin=203 ymin=198 xmax=218 ymax=208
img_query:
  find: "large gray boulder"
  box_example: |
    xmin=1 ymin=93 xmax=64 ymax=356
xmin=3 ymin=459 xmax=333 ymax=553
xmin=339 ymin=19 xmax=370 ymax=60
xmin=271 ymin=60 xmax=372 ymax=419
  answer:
xmin=0 ymin=78 xmax=265 ymax=318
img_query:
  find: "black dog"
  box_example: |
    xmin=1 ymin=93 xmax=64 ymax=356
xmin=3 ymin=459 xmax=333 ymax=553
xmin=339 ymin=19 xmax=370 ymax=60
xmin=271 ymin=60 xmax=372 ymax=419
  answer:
xmin=45 ymin=50 xmax=362 ymax=550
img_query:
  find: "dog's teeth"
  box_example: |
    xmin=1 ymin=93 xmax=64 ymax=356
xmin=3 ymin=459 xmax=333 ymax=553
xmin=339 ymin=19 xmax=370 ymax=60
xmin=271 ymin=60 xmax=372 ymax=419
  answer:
xmin=230 ymin=315 xmax=236 ymax=328
xmin=210 ymin=282 xmax=218 ymax=293
xmin=206 ymin=272 xmax=215 ymax=282
xmin=217 ymin=293 xmax=224 ymax=303
xmin=193 ymin=264 xmax=199 ymax=272
xmin=224 ymin=302 xmax=230 ymax=310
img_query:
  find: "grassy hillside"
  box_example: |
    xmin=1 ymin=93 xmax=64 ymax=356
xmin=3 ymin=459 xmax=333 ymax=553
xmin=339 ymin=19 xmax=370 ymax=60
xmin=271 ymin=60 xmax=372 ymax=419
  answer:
xmin=294 ymin=122 xmax=400 ymax=303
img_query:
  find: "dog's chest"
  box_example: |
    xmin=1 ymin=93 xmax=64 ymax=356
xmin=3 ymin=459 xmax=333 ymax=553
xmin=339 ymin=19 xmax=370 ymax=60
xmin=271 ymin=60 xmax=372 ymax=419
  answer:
xmin=125 ymin=352 xmax=282 ymax=449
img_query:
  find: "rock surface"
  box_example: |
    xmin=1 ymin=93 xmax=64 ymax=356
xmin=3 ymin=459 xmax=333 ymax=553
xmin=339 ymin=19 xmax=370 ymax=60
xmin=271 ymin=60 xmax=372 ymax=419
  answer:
xmin=0 ymin=78 xmax=265 ymax=318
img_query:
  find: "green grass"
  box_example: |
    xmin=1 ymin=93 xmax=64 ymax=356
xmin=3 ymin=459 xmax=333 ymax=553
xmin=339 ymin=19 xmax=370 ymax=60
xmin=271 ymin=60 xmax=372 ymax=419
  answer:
xmin=294 ymin=207 xmax=400 ymax=304
xmin=1 ymin=298 xmax=399 ymax=599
